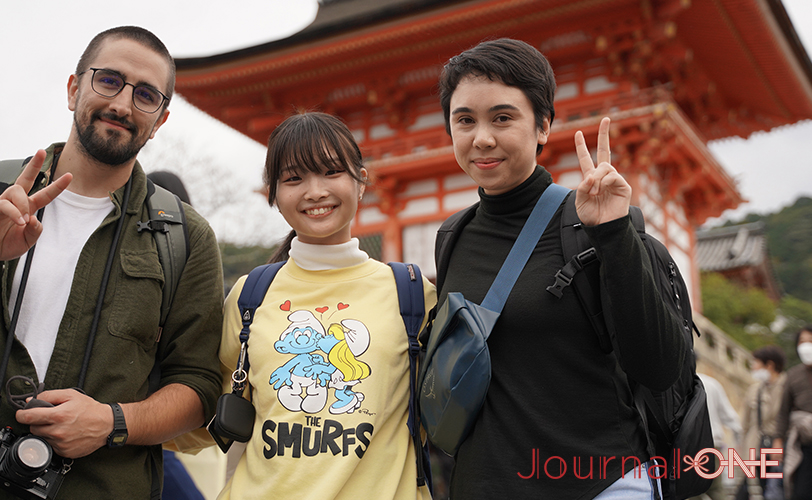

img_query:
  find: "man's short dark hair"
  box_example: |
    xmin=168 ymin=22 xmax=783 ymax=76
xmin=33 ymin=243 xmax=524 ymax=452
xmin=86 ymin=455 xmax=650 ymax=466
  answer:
xmin=752 ymin=345 xmax=786 ymax=373
xmin=438 ymin=38 xmax=556 ymax=155
xmin=76 ymin=26 xmax=175 ymax=104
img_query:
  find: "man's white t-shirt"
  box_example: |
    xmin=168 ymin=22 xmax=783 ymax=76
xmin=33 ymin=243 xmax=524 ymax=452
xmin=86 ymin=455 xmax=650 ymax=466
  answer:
xmin=9 ymin=189 xmax=113 ymax=382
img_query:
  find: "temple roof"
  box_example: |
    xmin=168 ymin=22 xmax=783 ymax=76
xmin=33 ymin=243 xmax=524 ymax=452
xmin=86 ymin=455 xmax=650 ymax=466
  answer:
xmin=696 ymin=222 xmax=769 ymax=272
xmin=175 ymin=0 xmax=812 ymax=142
xmin=175 ymin=0 xmax=466 ymax=68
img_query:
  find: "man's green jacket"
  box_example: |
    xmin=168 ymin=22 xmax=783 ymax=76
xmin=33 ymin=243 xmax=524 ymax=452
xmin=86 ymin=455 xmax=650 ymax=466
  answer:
xmin=0 ymin=143 xmax=224 ymax=499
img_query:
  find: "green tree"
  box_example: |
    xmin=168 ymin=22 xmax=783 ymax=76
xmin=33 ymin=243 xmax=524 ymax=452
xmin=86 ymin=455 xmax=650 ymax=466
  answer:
xmin=220 ymin=243 xmax=276 ymax=292
xmin=701 ymin=272 xmax=777 ymax=350
xmin=765 ymin=197 xmax=812 ymax=302
xmin=721 ymin=196 xmax=812 ymax=303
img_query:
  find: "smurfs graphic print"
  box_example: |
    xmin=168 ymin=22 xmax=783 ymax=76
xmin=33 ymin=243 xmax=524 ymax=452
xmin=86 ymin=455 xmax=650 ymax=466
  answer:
xmin=269 ymin=303 xmax=372 ymax=415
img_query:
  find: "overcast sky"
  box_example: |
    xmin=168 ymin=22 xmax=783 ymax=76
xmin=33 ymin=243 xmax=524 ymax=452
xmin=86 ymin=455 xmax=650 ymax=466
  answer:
xmin=1 ymin=0 xmax=810 ymax=246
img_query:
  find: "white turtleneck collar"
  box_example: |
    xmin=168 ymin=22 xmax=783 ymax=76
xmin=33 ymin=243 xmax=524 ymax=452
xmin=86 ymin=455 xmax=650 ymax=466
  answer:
xmin=289 ymin=237 xmax=369 ymax=271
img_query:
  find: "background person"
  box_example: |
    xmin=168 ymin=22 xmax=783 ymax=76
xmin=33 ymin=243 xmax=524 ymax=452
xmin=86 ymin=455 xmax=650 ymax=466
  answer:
xmin=692 ymin=371 xmax=741 ymax=500
xmin=0 ymin=26 xmax=223 ymax=499
xmin=775 ymin=325 xmax=812 ymax=500
xmin=736 ymin=345 xmax=787 ymax=500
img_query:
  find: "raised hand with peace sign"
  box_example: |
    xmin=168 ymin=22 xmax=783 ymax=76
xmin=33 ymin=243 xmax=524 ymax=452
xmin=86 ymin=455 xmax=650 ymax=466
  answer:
xmin=0 ymin=149 xmax=73 ymax=261
xmin=573 ymin=117 xmax=631 ymax=227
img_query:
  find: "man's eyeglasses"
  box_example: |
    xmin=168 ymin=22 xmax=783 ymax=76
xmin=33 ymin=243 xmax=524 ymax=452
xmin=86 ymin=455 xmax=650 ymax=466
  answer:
xmin=79 ymin=67 xmax=169 ymax=114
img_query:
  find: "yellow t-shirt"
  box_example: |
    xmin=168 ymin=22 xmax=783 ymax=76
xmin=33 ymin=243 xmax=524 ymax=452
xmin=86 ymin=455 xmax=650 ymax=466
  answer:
xmin=219 ymin=259 xmax=435 ymax=500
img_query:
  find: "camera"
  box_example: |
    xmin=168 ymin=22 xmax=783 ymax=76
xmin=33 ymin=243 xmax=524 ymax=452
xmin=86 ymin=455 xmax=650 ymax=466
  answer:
xmin=0 ymin=427 xmax=66 ymax=500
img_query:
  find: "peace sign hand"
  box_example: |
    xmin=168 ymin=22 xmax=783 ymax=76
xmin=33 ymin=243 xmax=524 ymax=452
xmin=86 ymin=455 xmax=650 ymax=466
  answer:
xmin=0 ymin=150 xmax=72 ymax=261
xmin=574 ymin=117 xmax=631 ymax=227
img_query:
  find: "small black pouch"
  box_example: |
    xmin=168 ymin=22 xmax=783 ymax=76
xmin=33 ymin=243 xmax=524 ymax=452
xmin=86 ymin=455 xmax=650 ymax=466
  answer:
xmin=208 ymin=392 xmax=255 ymax=453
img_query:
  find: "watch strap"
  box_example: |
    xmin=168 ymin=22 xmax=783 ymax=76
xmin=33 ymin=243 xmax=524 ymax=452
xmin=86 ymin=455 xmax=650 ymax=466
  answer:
xmin=107 ymin=402 xmax=128 ymax=448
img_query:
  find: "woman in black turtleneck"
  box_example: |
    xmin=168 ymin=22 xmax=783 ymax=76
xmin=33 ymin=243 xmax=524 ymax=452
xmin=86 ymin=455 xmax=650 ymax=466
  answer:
xmin=432 ymin=38 xmax=687 ymax=500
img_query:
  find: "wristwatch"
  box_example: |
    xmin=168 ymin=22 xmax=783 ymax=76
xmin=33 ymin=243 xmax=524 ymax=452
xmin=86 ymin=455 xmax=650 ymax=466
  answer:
xmin=107 ymin=403 xmax=128 ymax=448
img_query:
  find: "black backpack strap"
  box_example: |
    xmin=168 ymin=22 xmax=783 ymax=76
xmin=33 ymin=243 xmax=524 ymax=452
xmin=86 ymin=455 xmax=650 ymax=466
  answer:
xmin=546 ymin=193 xmax=611 ymax=351
xmin=139 ymin=180 xmax=189 ymax=329
xmin=629 ymin=205 xmax=646 ymax=233
xmin=0 ymin=157 xmax=35 ymax=195
xmin=142 ymin=181 xmax=190 ymax=395
xmin=546 ymin=197 xmax=649 ymax=352
xmin=388 ymin=262 xmax=432 ymax=492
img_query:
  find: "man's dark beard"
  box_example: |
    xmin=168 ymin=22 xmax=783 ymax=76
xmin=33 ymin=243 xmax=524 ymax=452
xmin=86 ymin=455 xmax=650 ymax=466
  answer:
xmin=75 ymin=111 xmax=146 ymax=166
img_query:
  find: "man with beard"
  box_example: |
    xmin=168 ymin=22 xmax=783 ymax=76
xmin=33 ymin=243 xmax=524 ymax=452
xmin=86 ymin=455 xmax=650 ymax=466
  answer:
xmin=0 ymin=26 xmax=223 ymax=499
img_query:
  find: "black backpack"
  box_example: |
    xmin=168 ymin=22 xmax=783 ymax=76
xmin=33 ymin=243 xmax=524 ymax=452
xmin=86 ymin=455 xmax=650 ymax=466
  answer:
xmin=434 ymin=194 xmax=714 ymax=500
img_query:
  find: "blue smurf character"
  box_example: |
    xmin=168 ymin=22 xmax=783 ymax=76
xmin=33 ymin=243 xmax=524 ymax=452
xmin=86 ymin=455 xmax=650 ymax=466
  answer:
xmin=269 ymin=310 xmax=336 ymax=413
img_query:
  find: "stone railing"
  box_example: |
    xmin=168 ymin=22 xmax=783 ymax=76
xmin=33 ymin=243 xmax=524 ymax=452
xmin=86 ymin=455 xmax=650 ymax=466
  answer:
xmin=694 ymin=313 xmax=754 ymax=416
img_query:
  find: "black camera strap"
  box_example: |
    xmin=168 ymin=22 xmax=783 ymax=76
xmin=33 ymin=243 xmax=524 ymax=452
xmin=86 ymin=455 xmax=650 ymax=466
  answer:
xmin=77 ymin=174 xmax=131 ymax=389
xmin=0 ymin=193 xmax=44 ymax=405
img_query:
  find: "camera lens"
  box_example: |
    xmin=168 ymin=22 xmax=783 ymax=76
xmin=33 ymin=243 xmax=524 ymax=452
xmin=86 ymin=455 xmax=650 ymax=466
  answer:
xmin=16 ymin=436 xmax=50 ymax=470
xmin=3 ymin=435 xmax=52 ymax=479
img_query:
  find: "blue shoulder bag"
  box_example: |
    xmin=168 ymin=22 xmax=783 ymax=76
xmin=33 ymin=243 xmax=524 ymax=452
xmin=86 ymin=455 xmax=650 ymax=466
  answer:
xmin=418 ymin=183 xmax=569 ymax=455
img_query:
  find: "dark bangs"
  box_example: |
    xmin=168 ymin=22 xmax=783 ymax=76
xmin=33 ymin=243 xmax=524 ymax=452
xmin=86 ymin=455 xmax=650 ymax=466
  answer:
xmin=264 ymin=112 xmax=364 ymax=204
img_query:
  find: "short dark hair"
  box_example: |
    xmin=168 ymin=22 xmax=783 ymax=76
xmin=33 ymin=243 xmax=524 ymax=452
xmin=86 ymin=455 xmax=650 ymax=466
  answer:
xmin=752 ymin=345 xmax=786 ymax=373
xmin=438 ymin=38 xmax=556 ymax=156
xmin=795 ymin=324 xmax=812 ymax=346
xmin=76 ymin=26 xmax=175 ymax=104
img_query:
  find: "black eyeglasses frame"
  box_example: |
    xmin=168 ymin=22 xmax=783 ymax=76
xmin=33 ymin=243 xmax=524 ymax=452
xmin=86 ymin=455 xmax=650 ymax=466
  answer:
xmin=78 ymin=67 xmax=170 ymax=114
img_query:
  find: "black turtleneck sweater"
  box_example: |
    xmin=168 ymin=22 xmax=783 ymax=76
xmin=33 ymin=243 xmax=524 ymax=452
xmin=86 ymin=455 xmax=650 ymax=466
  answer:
xmin=440 ymin=166 xmax=686 ymax=499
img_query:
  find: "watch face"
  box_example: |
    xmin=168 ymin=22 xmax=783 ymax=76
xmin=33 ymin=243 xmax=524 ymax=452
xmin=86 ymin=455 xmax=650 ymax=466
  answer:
xmin=110 ymin=433 xmax=127 ymax=447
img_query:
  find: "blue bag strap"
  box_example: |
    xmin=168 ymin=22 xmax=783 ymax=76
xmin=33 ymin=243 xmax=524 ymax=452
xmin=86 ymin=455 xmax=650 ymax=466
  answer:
xmin=237 ymin=262 xmax=285 ymax=344
xmin=388 ymin=262 xmax=430 ymax=489
xmin=480 ymin=183 xmax=570 ymax=312
xmin=230 ymin=261 xmax=285 ymax=395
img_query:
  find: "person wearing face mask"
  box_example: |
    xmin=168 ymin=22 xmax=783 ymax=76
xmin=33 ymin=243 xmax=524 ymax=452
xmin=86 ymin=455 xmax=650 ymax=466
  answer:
xmin=775 ymin=325 xmax=812 ymax=500
xmin=737 ymin=345 xmax=787 ymax=500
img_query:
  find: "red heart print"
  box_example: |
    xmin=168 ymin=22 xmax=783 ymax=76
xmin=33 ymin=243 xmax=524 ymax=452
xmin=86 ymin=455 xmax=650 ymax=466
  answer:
xmin=316 ymin=306 xmax=329 ymax=314
xmin=280 ymin=300 xmax=291 ymax=311
xmin=337 ymin=303 xmax=349 ymax=310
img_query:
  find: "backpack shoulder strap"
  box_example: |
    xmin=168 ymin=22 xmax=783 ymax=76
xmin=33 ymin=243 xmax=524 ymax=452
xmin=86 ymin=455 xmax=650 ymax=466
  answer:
xmin=629 ymin=205 xmax=646 ymax=233
xmin=388 ymin=262 xmax=431 ymax=490
xmin=434 ymin=203 xmax=478 ymax=293
xmin=237 ymin=262 xmax=286 ymax=344
xmin=0 ymin=158 xmax=33 ymax=194
xmin=140 ymin=180 xmax=190 ymax=328
xmin=547 ymin=196 xmax=648 ymax=351
xmin=227 ymin=261 xmax=286 ymax=396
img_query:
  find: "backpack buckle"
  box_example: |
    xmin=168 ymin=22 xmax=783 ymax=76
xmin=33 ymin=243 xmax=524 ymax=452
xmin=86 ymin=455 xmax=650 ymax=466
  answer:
xmin=546 ymin=270 xmax=572 ymax=298
xmin=408 ymin=336 xmax=420 ymax=357
xmin=574 ymin=247 xmax=597 ymax=267
xmin=547 ymin=247 xmax=599 ymax=298
xmin=137 ymin=220 xmax=170 ymax=233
